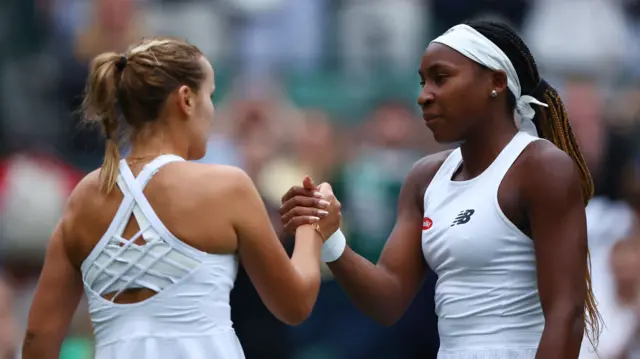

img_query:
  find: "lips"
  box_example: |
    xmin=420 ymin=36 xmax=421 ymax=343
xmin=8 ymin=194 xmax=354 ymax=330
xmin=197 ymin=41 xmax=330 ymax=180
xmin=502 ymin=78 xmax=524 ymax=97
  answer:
xmin=423 ymin=113 xmax=442 ymax=122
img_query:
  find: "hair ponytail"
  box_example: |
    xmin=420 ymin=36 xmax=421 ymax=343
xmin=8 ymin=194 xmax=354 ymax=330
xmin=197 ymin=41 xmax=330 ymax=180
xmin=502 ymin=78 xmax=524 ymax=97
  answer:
xmin=533 ymin=84 xmax=594 ymax=203
xmin=466 ymin=20 xmax=601 ymax=349
xmin=80 ymin=38 xmax=205 ymax=193
xmin=81 ymin=52 xmax=123 ymax=194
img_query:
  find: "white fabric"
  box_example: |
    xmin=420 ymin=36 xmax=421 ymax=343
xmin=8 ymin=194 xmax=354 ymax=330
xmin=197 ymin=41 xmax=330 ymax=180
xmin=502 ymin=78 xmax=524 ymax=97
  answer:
xmin=422 ymin=132 xmax=544 ymax=358
xmin=431 ymin=24 xmax=548 ymax=137
xmin=321 ymin=229 xmax=347 ymax=262
xmin=80 ymin=155 xmax=244 ymax=359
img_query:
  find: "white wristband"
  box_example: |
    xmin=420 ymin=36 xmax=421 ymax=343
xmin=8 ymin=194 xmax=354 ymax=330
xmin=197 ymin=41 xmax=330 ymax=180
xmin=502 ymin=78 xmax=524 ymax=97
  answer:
xmin=321 ymin=229 xmax=347 ymax=263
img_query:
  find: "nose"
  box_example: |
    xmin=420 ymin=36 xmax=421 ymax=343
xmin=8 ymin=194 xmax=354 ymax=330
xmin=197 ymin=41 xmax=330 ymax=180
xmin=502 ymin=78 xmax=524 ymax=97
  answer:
xmin=418 ymin=87 xmax=434 ymax=107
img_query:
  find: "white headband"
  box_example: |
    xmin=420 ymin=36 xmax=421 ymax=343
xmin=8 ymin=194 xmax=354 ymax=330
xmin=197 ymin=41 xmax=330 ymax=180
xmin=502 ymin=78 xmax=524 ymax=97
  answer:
xmin=431 ymin=24 xmax=548 ymax=137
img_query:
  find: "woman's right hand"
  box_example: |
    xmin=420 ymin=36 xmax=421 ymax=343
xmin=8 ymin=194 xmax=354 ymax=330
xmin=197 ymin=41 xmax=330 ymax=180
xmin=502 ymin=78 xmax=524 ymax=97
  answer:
xmin=280 ymin=176 xmax=342 ymax=240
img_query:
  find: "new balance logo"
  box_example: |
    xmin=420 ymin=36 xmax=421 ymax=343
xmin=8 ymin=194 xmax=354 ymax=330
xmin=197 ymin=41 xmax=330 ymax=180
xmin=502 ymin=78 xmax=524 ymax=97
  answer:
xmin=450 ymin=209 xmax=475 ymax=227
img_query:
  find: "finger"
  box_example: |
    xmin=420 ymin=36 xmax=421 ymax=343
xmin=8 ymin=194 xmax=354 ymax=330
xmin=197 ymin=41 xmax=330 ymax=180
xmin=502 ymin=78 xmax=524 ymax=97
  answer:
xmin=303 ymin=176 xmax=317 ymax=191
xmin=281 ymin=207 xmax=329 ymax=225
xmin=317 ymin=182 xmax=334 ymax=196
xmin=281 ymin=185 xmax=322 ymax=204
xmin=280 ymin=196 xmax=330 ymax=216
xmin=284 ymin=216 xmax=320 ymax=233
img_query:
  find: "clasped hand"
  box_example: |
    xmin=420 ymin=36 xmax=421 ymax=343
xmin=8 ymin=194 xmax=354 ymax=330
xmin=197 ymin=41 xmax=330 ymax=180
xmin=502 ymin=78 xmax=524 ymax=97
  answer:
xmin=279 ymin=176 xmax=342 ymax=241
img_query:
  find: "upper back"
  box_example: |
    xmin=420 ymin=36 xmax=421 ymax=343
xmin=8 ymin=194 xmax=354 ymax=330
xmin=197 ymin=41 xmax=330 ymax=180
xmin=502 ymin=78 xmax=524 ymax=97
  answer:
xmin=63 ymin=157 xmax=244 ymax=268
xmin=60 ymin=156 xmax=251 ymax=343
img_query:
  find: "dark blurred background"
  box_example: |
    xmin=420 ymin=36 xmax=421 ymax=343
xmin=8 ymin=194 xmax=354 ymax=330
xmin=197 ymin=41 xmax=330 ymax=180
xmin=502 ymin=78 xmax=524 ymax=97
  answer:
xmin=0 ymin=0 xmax=639 ymax=358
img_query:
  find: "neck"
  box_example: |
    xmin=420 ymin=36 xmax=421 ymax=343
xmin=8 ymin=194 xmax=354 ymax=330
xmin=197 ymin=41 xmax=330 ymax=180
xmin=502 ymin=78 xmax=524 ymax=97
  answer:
xmin=458 ymin=115 xmax=518 ymax=179
xmin=128 ymin=126 xmax=188 ymax=161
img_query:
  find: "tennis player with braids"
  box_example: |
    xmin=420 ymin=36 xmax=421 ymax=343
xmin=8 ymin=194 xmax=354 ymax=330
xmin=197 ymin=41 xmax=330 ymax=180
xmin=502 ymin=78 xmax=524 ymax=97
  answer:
xmin=280 ymin=20 xmax=600 ymax=358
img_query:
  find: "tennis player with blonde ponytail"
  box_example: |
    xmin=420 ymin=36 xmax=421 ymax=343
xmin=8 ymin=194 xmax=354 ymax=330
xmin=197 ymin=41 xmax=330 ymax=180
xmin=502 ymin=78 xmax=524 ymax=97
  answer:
xmin=22 ymin=37 xmax=341 ymax=359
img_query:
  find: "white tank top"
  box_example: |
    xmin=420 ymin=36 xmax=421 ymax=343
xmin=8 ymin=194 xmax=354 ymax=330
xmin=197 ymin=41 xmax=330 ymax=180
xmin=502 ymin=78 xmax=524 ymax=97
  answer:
xmin=422 ymin=132 xmax=544 ymax=357
xmin=80 ymin=155 xmax=244 ymax=359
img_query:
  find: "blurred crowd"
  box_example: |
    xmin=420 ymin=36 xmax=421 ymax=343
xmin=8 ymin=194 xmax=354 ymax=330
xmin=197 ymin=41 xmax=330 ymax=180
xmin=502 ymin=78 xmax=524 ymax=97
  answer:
xmin=1 ymin=0 xmax=640 ymax=358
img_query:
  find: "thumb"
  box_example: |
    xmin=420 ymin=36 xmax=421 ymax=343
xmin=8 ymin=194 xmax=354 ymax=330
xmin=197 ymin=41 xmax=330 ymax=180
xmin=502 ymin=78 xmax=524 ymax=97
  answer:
xmin=317 ymin=182 xmax=334 ymax=195
xmin=302 ymin=176 xmax=317 ymax=190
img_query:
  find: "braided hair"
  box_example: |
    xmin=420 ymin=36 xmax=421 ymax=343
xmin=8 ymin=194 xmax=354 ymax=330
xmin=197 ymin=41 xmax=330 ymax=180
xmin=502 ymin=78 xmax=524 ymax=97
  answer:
xmin=465 ymin=20 xmax=601 ymax=348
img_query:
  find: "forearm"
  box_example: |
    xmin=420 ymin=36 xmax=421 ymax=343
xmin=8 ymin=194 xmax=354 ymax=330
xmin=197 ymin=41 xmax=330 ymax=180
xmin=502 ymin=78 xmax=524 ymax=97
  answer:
xmin=535 ymin=314 xmax=584 ymax=359
xmin=290 ymin=225 xmax=323 ymax=316
xmin=22 ymin=332 xmax=63 ymax=359
xmin=328 ymin=246 xmax=404 ymax=325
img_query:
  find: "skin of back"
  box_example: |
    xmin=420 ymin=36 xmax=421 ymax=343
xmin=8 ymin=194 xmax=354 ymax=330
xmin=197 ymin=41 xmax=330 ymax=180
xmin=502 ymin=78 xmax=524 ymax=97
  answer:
xmin=22 ymin=37 xmax=338 ymax=359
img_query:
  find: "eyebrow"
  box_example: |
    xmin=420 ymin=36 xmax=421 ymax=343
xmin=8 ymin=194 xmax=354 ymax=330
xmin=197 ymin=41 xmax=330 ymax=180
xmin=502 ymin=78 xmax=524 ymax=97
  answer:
xmin=427 ymin=61 xmax=456 ymax=71
xmin=418 ymin=61 xmax=457 ymax=77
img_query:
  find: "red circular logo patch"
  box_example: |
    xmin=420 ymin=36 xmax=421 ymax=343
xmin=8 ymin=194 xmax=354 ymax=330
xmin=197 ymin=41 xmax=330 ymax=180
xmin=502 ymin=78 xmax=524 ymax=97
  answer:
xmin=423 ymin=217 xmax=433 ymax=230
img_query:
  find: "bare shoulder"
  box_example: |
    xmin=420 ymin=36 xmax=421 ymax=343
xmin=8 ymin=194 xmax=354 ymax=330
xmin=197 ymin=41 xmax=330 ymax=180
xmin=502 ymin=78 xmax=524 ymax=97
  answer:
xmin=519 ymin=140 xmax=581 ymax=187
xmin=410 ymin=150 xmax=455 ymax=177
xmin=517 ymin=140 xmax=583 ymax=204
xmin=178 ymin=162 xmax=254 ymax=196
xmin=63 ymin=169 xmax=102 ymax=223
xmin=66 ymin=169 xmax=101 ymax=203
xmin=406 ymin=149 xmax=455 ymax=197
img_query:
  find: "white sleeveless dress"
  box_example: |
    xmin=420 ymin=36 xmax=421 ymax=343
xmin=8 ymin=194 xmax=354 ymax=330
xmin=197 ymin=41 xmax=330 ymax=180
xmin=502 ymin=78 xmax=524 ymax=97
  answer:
xmin=80 ymin=155 xmax=245 ymax=359
xmin=422 ymin=132 xmax=544 ymax=359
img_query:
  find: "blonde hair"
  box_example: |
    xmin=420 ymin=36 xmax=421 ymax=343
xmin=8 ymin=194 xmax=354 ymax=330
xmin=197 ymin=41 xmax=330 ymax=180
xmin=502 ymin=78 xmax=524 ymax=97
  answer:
xmin=80 ymin=37 xmax=204 ymax=194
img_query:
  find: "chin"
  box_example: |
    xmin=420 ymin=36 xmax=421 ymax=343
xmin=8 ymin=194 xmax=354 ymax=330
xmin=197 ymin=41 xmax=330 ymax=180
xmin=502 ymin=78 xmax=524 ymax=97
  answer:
xmin=431 ymin=130 xmax=461 ymax=145
xmin=186 ymin=143 xmax=207 ymax=161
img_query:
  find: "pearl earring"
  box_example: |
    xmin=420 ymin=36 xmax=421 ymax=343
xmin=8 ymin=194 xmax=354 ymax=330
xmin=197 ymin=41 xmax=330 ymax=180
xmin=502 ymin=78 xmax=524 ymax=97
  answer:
xmin=490 ymin=90 xmax=498 ymax=98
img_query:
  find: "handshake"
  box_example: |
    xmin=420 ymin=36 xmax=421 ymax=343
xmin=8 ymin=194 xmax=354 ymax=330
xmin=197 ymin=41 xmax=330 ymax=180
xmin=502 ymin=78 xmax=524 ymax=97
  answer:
xmin=279 ymin=176 xmax=345 ymax=261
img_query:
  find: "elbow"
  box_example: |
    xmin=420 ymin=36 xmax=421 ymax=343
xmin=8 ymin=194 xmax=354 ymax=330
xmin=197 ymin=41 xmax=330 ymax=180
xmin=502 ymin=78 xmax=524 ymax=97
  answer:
xmin=279 ymin=285 xmax=319 ymax=326
xmin=544 ymin=304 xmax=585 ymax=337
xmin=374 ymin=311 xmax=402 ymax=327
xmin=279 ymin=300 xmax=314 ymax=326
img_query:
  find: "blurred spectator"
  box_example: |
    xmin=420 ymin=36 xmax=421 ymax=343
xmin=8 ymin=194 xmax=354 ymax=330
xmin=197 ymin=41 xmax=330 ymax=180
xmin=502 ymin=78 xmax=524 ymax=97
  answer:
xmin=431 ymin=0 xmax=531 ymax=35
xmin=258 ymin=109 xmax=341 ymax=206
xmin=58 ymin=0 xmax=145 ymax=171
xmin=341 ymin=101 xmax=422 ymax=262
xmin=223 ymin=0 xmax=327 ymax=80
xmin=339 ymin=0 xmax=427 ymax=76
xmin=562 ymin=78 xmax=640 ymax=358
xmin=524 ymin=0 xmax=635 ymax=79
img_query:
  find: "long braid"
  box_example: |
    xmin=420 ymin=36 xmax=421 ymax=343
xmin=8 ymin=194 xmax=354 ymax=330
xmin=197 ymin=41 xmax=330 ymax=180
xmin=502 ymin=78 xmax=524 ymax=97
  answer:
xmin=467 ymin=20 xmax=601 ymax=349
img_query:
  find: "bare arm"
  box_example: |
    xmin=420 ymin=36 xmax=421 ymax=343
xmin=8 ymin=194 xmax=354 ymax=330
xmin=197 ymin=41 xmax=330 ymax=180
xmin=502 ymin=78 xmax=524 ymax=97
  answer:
xmin=280 ymin=157 xmax=441 ymax=325
xmin=231 ymin=169 xmax=335 ymax=326
xmin=22 ymin=222 xmax=84 ymax=359
xmin=522 ymin=144 xmax=589 ymax=358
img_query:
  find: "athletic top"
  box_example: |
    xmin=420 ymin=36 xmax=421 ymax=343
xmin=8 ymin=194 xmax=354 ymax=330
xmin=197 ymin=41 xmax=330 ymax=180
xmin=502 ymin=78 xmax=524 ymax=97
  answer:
xmin=421 ymin=132 xmax=544 ymax=358
xmin=80 ymin=155 xmax=244 ymax=359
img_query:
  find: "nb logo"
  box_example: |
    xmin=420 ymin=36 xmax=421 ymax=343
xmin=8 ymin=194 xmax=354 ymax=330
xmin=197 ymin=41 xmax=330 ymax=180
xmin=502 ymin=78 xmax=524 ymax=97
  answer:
xmin=451 ymin=209 xmax=475 ymax=227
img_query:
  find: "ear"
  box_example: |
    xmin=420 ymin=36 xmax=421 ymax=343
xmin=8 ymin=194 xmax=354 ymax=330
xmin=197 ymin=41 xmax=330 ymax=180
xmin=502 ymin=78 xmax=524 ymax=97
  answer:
xmin=491 ymin=70 xmax=509 ymax=95
xmin=176 ymin=85 xmax=193 ymax=118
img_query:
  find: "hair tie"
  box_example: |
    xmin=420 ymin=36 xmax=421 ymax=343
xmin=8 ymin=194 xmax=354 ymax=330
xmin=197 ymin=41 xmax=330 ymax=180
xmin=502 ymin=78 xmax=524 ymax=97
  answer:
xmin=530 ymin=78 xmax=550 ymax=99
xmin=116 ymin=55 xmax=127 ymax=71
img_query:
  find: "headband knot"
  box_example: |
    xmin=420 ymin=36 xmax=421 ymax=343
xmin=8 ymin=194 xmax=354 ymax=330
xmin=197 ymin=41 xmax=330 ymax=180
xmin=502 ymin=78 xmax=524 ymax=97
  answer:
xmin=431 ymin=24 xmax=548 ymax=137
xmin=530 ymin=78 xmax=550 ymax=99
xmin=116 ymin=55 xmax=127 ymax=71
